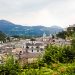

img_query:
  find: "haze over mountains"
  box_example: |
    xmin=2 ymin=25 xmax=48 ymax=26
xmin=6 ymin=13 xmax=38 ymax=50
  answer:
xmin=0 ymin=20 xmax=63 ymax=36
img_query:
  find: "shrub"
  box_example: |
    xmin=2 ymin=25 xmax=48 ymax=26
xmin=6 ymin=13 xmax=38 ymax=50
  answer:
xmin=0 ymin=55 xmax=21 ymax=75
xmin=59 ymin=46 xmax=75 ymax=63
xmin=43 ymin=45 xmax=75 ymax=64
xmin=43 ymin=45 xmax=61 ymax=64
xmin=71 ymin=38 xmax=75 ymax=50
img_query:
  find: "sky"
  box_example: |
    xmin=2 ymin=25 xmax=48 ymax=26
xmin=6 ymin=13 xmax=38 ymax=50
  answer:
xmin=0 ymin=0 xmax=75 ymax=28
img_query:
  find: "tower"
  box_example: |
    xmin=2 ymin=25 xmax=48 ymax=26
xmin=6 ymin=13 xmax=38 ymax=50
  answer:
xmin=43 ymin=32 xmax=46 ymax=41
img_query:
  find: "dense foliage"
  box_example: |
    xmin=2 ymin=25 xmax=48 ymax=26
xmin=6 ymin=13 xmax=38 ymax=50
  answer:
xmin=56 ymin=31 xmax=74 ymax=39
xmin=43 ymin=45 xmax=75 ymax=64
xmin=0 ymin=31 xmax=6 ymax=42
xmin=56 ymin=31 xmax=67 ymax=39
xmin=0 ymin=55 xmax=21 ymax=75
xmin=0 ymin=56 xmax=75 ymax=75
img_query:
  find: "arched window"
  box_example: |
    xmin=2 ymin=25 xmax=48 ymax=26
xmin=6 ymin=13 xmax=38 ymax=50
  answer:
xmin=32 ymin=49 xmax=33 ymax=52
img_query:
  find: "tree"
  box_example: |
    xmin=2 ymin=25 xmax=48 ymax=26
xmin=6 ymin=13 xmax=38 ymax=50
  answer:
xmin=43 ymin=45 xmax=75 ymax=64
xmin=43 ymin=45 xmax=60 ymax=64
xmin=0 ymin=55 xmax=21 ymax=75
xmin=56 ymin=31 xmax=67 ymax=39
xmin=0 ymin=31 xmax=6 ymax=42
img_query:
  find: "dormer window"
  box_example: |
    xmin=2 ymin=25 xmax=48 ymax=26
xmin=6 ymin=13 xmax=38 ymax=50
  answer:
xmin=40 ymin=48 xmax=43 ymax=51
xmin=36 ymin=46 xmax=39 ymax=48
xmin=26 ymin=46 xmax=29 ymax=49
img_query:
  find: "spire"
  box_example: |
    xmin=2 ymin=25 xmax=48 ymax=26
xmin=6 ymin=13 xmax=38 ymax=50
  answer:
xmin=49 ymin=34 xmax=52 ymax=38
xmin=43 ymin=32 xmax=46 ymax=38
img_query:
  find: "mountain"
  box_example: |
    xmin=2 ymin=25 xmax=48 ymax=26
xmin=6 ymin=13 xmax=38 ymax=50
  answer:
xmin=0 ymin=20 xmax=63 ymax=36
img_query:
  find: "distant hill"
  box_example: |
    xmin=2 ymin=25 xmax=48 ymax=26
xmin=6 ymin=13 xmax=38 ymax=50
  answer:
xmin=0 ymin=20 xmax=63 ymax=36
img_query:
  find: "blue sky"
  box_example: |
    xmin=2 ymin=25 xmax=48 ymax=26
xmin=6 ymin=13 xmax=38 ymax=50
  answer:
xmin=0 ymin=0 xmax=75 ymax=28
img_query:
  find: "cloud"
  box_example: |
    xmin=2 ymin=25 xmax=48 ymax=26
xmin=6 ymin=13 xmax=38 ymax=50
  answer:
xmin=0 ymin=0 xmax=50 ymax=14
xmin=0 ymin=0 xmax=75 ymax=28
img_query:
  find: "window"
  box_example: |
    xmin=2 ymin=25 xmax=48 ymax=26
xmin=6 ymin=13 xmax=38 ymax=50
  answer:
xmin=37 ymin=49 xmax=39 ymax=52
xmin=32 ymin=49 xmax=33 ymax=52
xmin=26 ymin=46 xmax=29 ymax=49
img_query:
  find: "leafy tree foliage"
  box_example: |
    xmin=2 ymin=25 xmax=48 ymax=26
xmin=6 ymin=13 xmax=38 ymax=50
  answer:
xmin=43 ymin=45 xmax=60 ymax=64
xmin=43 ymin=45 xmax=75 ymax=64
xmin=0 ymin=31 xmax=6 ymax=42
xmin=56 ymin=31 xmax=67 ymax=39
xmin=0 ymin=55 xmax=21 ymax=75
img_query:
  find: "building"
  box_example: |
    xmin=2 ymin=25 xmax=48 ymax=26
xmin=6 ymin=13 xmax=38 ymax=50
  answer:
xmin=25 ymin=41 xmax=45 ymax=53
xmin=67 ymin=24 xmax=75 ymax=32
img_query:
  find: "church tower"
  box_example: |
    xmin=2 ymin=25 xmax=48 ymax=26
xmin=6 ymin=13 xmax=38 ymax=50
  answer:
xmin=42 ymin=32 xmax=46 ymax=41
